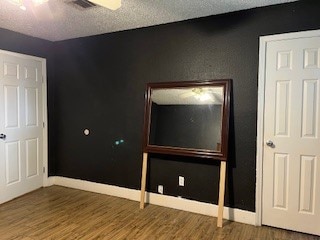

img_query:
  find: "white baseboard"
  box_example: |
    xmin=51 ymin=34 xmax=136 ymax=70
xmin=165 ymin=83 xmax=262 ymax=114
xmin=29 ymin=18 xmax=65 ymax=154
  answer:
xmin=44 ymin=176 xmax=55 ymax=187
xmin=49 ymin=176 xmax=255 ymax=225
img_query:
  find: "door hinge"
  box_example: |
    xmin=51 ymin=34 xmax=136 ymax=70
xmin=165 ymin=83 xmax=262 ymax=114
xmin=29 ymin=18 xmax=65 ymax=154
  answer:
xmin=43 ymin=167 xmax=45 ymax=173
xmin=43 ymin=122 xmax=45 ymax=128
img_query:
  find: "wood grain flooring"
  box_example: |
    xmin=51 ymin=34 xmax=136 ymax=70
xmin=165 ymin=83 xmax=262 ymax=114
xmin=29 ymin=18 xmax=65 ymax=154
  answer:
xmin=0 ymin=186 xmax=319 ymax=240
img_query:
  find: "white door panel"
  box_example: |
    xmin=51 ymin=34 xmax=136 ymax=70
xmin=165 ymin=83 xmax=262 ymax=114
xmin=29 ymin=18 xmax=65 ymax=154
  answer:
xmin=262 ymin=36 xmax=320 ymax=235
xmin=4 ymin=85 xmax=19 ymax=128
xmin=26 ymin=138 xmax=39 ymax=178
xmin=3 ymin=61 xmax=19 ymax=81
xmin=0 ymin=51 xmax=44 ymax=204
xmin=25 ymin=87 xmax=39 ymax=127
xmin=5 ymin=141 xmax=21 ymax=185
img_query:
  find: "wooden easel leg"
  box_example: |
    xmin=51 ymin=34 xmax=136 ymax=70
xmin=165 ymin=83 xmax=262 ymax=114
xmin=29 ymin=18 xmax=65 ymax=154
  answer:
xmin=217 ymin=161 xmax=227 ymax=227
xmin=140 ymin=152 xmax=148 ymax=209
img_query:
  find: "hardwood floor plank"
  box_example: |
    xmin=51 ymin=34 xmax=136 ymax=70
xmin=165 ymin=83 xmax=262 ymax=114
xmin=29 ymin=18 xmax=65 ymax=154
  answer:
xmin=0 ymin=186 xmax=319 ymax=240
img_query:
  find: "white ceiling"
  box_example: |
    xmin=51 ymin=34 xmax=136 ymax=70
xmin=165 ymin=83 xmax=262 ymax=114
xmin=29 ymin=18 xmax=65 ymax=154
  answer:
xmin=0 ymin=0 xmax=297 ymax=41
xmin=152 ymin=87 xmax=223 ymax=105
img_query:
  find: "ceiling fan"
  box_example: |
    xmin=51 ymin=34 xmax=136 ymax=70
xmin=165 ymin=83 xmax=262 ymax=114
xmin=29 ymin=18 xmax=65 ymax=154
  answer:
xmin=7 ymin=0 xmax=121 ymax=11
xmin=87 ymin=0 xmax=121 ymax=10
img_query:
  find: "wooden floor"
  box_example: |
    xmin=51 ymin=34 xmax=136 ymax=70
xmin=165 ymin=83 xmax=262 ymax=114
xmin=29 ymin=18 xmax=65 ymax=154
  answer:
xmin=0 ymin=186 xmax=318 ymax=240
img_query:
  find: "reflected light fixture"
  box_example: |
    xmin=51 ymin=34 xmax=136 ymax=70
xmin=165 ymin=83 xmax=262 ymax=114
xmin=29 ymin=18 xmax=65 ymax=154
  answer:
xmin=192 ymin=88 xmax=213 ymax=102
xmin=88 ymin=0 xmax=121 ymax=10
xmin=194 ymin=92 xmax=212 ymax=102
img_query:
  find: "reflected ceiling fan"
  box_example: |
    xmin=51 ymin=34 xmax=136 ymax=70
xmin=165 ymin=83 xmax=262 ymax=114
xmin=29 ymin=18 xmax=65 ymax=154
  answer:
xmin=179 ymin=88 xmax=223 ymax=103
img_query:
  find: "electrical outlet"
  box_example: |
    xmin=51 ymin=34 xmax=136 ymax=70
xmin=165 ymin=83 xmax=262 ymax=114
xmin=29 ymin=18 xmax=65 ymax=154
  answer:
xmin=179 ymin=176 xmax=185 ymax=186
xmin=158 ymin=185 xmax=164 ymax=194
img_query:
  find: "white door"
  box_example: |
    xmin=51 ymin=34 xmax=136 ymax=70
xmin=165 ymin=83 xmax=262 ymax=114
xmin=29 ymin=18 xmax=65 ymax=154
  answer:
xmin=262 ymin=35 xmax=320 ymax=235
xmin=0 ymin=51 xmax=44 ymax=204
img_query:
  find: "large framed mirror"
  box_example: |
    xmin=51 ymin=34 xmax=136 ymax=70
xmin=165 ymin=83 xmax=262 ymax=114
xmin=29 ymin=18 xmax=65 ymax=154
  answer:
xmin=143 ymin=79 xmax=231 ymax=161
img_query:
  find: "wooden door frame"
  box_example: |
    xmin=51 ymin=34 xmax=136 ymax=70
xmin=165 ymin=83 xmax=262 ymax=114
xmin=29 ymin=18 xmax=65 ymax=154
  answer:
xmin=0 ymin=49 xmax=49 ymax=188
xmin=255 ymin=29 xmax=320 ymax=226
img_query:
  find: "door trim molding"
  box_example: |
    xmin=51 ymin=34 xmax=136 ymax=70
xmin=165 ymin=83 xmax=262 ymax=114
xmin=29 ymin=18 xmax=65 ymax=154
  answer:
xmin=0 ymin=49 xmax=49 ymax=188
xmin=256 ymin=29 xmax=320 ymax=226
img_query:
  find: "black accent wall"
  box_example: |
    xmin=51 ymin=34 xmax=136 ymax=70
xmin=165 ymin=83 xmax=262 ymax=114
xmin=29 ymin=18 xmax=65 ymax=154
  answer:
xmin=50 ymin=0 xmax=320 ymax=212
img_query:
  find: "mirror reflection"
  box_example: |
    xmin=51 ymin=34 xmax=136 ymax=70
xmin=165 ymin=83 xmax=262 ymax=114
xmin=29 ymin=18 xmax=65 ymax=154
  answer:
xmin=149 ymin=86 xmax=223 ymax=151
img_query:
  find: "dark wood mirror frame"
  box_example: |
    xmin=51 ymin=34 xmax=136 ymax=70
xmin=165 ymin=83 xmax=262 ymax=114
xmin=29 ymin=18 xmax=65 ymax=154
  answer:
xmin=142 ymin=79 xmax=231 ymax=161
xmin=140 ymin=79 xmax=232 ymax=228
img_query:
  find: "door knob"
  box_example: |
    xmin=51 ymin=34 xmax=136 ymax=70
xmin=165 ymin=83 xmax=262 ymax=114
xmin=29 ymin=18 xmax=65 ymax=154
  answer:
xmin=0 ymin=133 xmax=6 ymax=140
xmin=266 ymin=140 xmax=274 ymax=147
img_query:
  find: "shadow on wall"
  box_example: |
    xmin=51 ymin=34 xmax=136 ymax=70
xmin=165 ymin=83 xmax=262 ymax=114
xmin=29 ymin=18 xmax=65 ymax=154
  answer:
xmin=227 ymin=85 xmax=236 ymax=216
xmin=188 ymin=10 xmax=256 ymax=35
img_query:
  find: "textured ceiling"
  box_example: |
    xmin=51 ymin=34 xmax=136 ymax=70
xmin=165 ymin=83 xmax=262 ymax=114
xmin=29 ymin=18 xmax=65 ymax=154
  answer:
xmin=0 ymin=0 xmax=297 ymax=41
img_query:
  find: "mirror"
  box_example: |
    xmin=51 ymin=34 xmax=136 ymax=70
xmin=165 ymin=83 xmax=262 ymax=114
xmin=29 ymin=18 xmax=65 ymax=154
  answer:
xmin=143 ymin=80 xmax=231 ymax=161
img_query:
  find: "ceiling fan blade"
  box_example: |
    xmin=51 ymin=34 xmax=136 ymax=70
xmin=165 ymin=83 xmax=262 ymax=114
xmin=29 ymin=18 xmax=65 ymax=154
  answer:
xmin=211 ymin=92 xmax=223 ymax=103
xmin=88 ymin=0 xmax=121 ymax=10
xmin=180 ymin=91 xmax=196 ymax=99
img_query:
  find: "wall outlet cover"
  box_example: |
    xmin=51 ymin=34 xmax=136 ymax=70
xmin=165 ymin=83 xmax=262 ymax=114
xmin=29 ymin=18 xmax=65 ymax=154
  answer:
xmin=179 ymin=176 xmax=185 ymax=186
xmin=158 ymin=185 xmax=163 ymax=194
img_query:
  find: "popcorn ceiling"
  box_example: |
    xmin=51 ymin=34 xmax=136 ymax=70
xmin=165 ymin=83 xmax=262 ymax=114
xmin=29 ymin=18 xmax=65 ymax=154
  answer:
xmin=0 ymin=0 xmax=296 ymax=41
